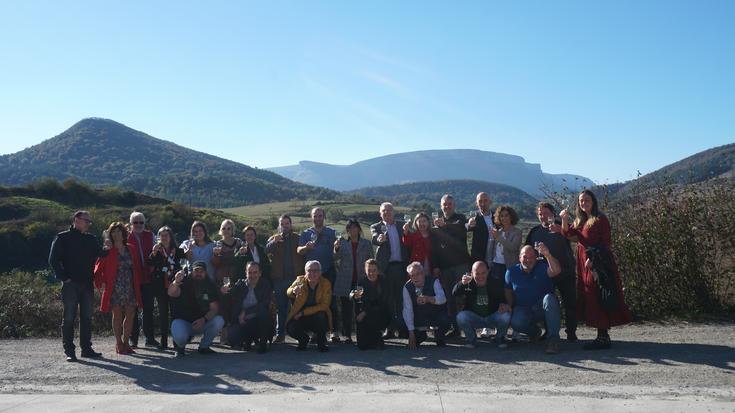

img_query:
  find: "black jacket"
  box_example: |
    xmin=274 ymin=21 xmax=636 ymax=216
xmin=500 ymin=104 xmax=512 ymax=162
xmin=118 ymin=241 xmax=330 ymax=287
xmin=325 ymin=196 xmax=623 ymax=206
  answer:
xmin=48 ymin=226 xmax=107 ymax=285
xmin=353 ymin=278 xmax=390 ymax=316
xmin=225 ymin=278 xmax=273 ymax=325
xmin=468 ymin=211 xmax=492 ymax=263
xmin=431 ymin=213 xmax=470 ymax=269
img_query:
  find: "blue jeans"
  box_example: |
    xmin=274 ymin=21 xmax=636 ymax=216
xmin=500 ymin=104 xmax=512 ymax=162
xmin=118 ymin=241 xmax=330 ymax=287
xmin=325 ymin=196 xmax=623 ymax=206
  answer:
xmin=273 ymin=278 xmax=293 ymax=336
xmin=456 ymin=310 xmax=511 ymax=345
xmin=171 ymin=316 xmax=225 ymax=349
xmin=510 ymin=294 xmax=561 ymax=340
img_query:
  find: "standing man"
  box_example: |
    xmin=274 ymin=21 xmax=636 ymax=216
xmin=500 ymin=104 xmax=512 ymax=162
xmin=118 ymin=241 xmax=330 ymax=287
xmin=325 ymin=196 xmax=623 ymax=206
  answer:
xmin=370 ymin=202 xmax=409 ymax=339
xmin=431 ymin=194 xmax=470 ymax=337
xmin=525 ymin=202 xmax=577 ymax=341
xmin=265 ymin=214 xmax=304 ymax=343
xmin=297 ymin=207 xmax=338 ymax=341
xmin=49 ymin=210 xmax=109 ymax=362
xmin=127 ymin=211 xmax=158 ymax=348
xmin=466 ymin=192 xmax=494 ymax=265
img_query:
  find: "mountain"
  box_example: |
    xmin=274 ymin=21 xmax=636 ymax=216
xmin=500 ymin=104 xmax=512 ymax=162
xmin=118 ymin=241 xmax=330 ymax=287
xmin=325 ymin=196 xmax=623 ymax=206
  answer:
xmin=0 ymin=118 xmax=338 ymax=207
xmin=604 ymin=143 xmax=735 ymax=199
xmin=348 ymin=179 xmax=539 ymax=218
xmin=268 ymin=149 xmax=594 ymax=197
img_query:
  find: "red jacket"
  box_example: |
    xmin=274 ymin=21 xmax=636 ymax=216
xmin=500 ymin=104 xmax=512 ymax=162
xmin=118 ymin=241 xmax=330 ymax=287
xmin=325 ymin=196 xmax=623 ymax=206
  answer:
xmin=94 ymin=245 xmax=143 ymax=313
xmin=128 ymin=230 xmax=155 ymax=284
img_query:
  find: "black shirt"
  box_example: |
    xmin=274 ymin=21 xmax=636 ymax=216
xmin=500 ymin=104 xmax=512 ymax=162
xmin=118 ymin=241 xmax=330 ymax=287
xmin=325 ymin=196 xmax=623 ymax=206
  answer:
xmin=171 ymin=277 xmax=220 ymax=323
xmin=525 ymin=224 xmax=575 ymax=275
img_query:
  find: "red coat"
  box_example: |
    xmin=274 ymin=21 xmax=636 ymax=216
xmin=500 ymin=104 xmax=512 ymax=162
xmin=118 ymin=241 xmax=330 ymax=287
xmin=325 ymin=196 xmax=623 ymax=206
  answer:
xmin=563 ymin=214 xmax=631 ymax=329
xmin=402 ymin=231 xmax=433 ymax=275
xmin=94 ymin=245 xmax=143 ymax=313
xmin=128 ymin=230 xmax=155 ymax=284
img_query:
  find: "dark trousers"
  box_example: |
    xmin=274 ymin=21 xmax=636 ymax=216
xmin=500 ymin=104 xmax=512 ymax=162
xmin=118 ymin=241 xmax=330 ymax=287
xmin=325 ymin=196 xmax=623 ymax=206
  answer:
xmin=439 ymin=263 xmax=469 ymax=325
xmin=61 ymin=281 xmax=94 ymax=354
xmin=323 ymin=267 xmax=338 ymax=332
xmin=356 ymin=308 xmax=390 ymax=350
xmin=397 ymin=305 xmax=450 ymax=344
xmin=336 ymin=296 xmax=354 ymax=337
xmin=287 ymin=312 xmax=328 ymax=347
xmin=132 ymin=282 xmax=168 ymax=344
xmin=227 ymin=315 xmax=273 ymax=348
xmin=554 ymin=272 xmax=577 ymax=334
xmin=382 ymin=261 xmax=406 ymax=330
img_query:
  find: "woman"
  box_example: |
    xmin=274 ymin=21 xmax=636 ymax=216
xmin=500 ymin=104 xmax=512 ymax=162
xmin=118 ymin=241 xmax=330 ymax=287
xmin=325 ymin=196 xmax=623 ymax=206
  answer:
xmin=148 ymin=226 xmax=186 ymax=350
xmin=561 ymin=189 xmax=631 ymax=349
xmin=487 ymin=205 xmax=522 ymax=281
xmin=181 ymin=221 xmax=215 ymax=282
xmin=352 ymin=259 xmax=391 ymax=350
xmin=333 ymin=218 xmax=374 ymax=343
xmin=94 ymin=222 xmax=143 ymax=355
xmin=402 ymin=212 xmax=433 ymax=275
xmin=234 ymin=226 xmax=271 ymax=284
xmin=212 ymin=219 xmax=243 ymax=285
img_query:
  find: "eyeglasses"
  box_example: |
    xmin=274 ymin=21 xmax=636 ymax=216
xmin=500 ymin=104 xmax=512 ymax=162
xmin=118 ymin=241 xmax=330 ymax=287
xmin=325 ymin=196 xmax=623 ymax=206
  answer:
xmin=77 ymin=217 xmax=92 ymax=224
xmin=132 ymin=221 xmax=145 ymax=225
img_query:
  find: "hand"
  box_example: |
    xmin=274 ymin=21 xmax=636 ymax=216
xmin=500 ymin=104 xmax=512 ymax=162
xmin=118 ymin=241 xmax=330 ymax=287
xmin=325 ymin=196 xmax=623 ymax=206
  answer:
xmin=103 ymin=239 xmax=112 ymax=250
xmin=305 ymin=240 xmax=316 ymax=249
xmin=213 ymin=246 xmax=223 ymax=256
xmin=585 ymin=258 xmax=593 ymax=270
xmin=377 ymin=233 xmax=387 ymax=243
xmin=435 ymin=218 xmax=446 ymax=228
xmin=174 ymin=271 xmax=185 ymax=284
xmin=238 ymin=246 xmax=248 ymax=255
xmin=402 ymin=222 xmax=411 ymax=233
xmin=416 ymin=296 xmax=426 ymax=305
xmin=333 ymin=239 xmax=341 ymax=251
xmin=498 ymin=303 xmax=512 ymax=314
xmin=461 ymin=274 xmax=472 ymax=285
xmin=292 ymin=284 xmax=302 ymax=296
xmin=192 ymin=317 xmax=205 ymax=330
xmin=537 ymin=242 xmax=550 ymax=257
xmin=294 ymin=311 xmax=303 ymax=320
xmin=220 ymin=284 xmax=231 ymax=295
xmin=356 ymin=312 xmax=366 ymax=323
xmin=152 ymin=243 xmax=162 ymax=254
xmin=467 ymin=216 xmax=476 ymax=229
xmin=272 ymin=234 xmax=284 ymax=243
xmin=490 ymin=227 xmax=499 ymax=239
xmin=239 ymin=311 xmax=247 ymax=325
xmin=408 ymin=332 xmax=417 ymax=350
xmin=559 ymin=209 xmax=569 ymax=220
xmin=548 ymin=223 xmax=561 ymax=233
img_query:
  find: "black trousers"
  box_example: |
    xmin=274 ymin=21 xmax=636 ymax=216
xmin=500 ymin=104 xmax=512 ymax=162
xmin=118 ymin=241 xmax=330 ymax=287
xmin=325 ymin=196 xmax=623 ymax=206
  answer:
xmin=132 ymin=282 xmax=168 ymax=344
xmin=335 ymin=296 xmax=354 ymax=337
xmin=227 ymin=315 xmax=273 ymax=348
xmin=397 ymin=306 xmax=450 ymax=344
xmin=554 ymin=272 xmax=577 ymax=334
xmin=355 ymin=308 xmax=390 ymax=350
xmin=61 ymin=281 xmax=94 ymax=354
xmin=382 ymin=261 xmax=406 ymax=330
xmin=287 ymin=312 xmax=328 ymax=347
xmin=323 ymin=267 xmax=338 ymax=331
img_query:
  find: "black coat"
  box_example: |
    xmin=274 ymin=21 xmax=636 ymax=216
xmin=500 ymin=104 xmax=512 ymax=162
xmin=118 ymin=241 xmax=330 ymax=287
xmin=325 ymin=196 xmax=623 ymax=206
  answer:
xmin=226 ymin=278 xmax=273 ymax=325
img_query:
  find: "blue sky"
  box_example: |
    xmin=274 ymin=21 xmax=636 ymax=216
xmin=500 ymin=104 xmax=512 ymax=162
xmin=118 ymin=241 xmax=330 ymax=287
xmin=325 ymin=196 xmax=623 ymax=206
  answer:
xmin=0 ymin=1 xmax=733 ymax=184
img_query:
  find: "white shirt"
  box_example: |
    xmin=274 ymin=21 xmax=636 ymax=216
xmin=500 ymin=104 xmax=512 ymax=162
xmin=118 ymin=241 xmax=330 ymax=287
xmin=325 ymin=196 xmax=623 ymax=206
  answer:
xmin=401 ymin=279 xmax=447 ymax=332
xmin=494 ymin=231 xmax=506 ymax=264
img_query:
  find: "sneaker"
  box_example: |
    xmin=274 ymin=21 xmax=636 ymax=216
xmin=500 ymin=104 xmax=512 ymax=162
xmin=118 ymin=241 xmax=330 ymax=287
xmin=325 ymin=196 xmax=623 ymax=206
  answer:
xmin=273 ymin=335 xmax=286 ymax=343
xmin=343 ymin=337 xmax=353 ymax=344
xmin=175 ymin=347 xmax=185 ymax=358
xmin=444 ymin=328 xmax=460 ymax=339
xmin=330 ymin=334 xmax=341 ymax=344
xmin=545 ymin=340 xmax=560 ymax=354
xmin=197 ymin=347 xmax=217 ymax=355
xmin=382 ymin=330 xmax=396 ymax=339
xmin=479 ymin=328 xmax=491 ymax=338
xmin=65 ymin=353 xmax=78 ymax=362
xmin=81 ymin=348 xmax=102 ymax=358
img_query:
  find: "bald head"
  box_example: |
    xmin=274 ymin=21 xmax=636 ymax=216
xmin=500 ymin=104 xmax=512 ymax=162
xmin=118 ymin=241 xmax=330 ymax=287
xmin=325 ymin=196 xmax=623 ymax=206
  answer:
xmin=476 ymin=192 xmax=492 ymax=214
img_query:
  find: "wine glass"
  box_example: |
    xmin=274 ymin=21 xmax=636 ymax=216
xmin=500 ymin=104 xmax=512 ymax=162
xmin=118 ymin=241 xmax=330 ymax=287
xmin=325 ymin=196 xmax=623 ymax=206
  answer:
xmin=310 ymin=231 xmax=318 ymax=242
xmin=432 ymin=212 xmax=439 ymax=223
xmin=534 ymin=241 xmax=544 ymax=260
xmin=379 ymin=224 xmax=387 ymax=234
xmin=223 ymin=276 xmax=231 ymax=287
xmin=335 ymin=230 xmax=342 ymax=240
xmin=403 ymin=214 xmax=411 ymax=224
xmin=462 ymin=273 xmax=473 ymax=292
xmin=355 ymin=285 xmax=364 ymax=303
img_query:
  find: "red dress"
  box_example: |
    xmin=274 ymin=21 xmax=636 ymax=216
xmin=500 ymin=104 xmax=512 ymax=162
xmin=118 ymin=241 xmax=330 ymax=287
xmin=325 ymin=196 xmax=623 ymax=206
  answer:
xmin=563 ymin=215 xmax=631 ymax=329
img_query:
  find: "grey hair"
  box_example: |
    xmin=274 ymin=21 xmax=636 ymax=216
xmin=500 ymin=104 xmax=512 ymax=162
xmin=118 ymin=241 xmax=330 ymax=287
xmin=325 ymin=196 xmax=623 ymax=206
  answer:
xmin=406 ymin=261 xmax=423 ymax=275
xmin=305 ymin=260 xmax=322 ymax=272
xmin=129 ymin=211 xmax=145 ymax=223
xmin=441 ymin=194 xmax=454 ymax=203
xmin=520 ymin=245 xmax=537 ymax=256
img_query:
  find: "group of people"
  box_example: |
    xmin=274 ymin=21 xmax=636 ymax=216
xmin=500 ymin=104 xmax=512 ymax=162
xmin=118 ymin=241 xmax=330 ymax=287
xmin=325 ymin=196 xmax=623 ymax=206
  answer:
xmin=48 ymin=189 xmax=631 ymax=362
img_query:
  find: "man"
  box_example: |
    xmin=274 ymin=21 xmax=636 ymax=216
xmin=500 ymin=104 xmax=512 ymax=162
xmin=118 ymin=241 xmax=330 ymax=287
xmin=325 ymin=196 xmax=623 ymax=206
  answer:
xmin=400 ymin=262 xmax=449 ymax=349
xmin=453 ymin=261 xmax=511 ymax=349
xmin=168 ymin=261 xmax=225 ymax=357
xmin=223 ymin=262 xmax=273 ymax=353
xmin=286 ymin=260 xmax=332 ymax=352
xmin=505 ymin=244 xmax=563 ymax=354
xmin=265 ymin=214 xmax=304 ymax=343
xmin=297 ymin=207 xmax=338 ymax=341
xmin=466 ymin=192 xmax=494 ymax=265
xmin=49 ymin=210 xmax=109 ymax=362
xmin=127 ymin=211 xmax=158 ymax=348
xmin=370 ymin=202 xmax=409 ymax=339
xmin=525 ymin=202 xmax=578 ymax=341
xmin=431 ymin=194 xmax=470 ymax=337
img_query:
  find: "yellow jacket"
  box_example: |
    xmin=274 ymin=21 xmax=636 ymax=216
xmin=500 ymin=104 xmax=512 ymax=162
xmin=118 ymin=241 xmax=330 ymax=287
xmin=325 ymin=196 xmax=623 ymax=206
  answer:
xmin=286 ymin=275 xmax=333 ymax=330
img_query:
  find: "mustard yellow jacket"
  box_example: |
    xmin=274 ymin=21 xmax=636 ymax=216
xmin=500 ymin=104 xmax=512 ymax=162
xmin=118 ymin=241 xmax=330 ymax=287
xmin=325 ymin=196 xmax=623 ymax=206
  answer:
xmin=286 ymin=275 xmax=333 ymax=330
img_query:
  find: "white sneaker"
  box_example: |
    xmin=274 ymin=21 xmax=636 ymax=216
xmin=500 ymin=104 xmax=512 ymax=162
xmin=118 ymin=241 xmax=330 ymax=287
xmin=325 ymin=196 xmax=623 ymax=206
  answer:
xmin=480 ymin=328 xmax=491 ymax=338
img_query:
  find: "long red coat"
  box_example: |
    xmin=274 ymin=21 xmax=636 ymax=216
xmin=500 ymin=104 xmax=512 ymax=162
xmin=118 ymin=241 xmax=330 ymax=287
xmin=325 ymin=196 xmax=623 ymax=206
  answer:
xmin=94 ymin=246 xmax=144 ymax=313
xmin=563 ymin=214 xmax=631 ymax=329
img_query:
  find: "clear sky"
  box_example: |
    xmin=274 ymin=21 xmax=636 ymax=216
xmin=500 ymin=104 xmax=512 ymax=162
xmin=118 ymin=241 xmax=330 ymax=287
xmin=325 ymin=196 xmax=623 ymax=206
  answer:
xmin=1 ymin=1 xmax=733 ymax=184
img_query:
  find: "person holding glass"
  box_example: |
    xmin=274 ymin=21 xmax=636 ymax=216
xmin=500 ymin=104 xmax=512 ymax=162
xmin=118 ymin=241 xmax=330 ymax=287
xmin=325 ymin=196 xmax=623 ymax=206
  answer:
xmin=351 ymin=259 xmax=391 ymax=350
xmin=402 ymin=212 xmax=434 ymax=275
xmin=148 ymin=226 xmax=186 ymax=350
xmin=234 ymin=226 xmax=270 ymax=283
xmin=212 ymin=219 xmax=243 ymax=285
xmin=93 ymin=222 xmax=143 ymax=355
xmin=399 ymin=262 xmax=449 ymax=349
xmin=221 ymin=261 xmax=273 ymax=353
xmin=286 ymin=260 xmax=333 ymax=352
xmin=180 ymin=221 xmax=216 ymax=282
xmin=333 ymin=218 xmax=374 ymax=344
xmin=486 ymin=205 xmax=522 ymax=282
xmin=560 ymin=189 xmax=631 ymax=350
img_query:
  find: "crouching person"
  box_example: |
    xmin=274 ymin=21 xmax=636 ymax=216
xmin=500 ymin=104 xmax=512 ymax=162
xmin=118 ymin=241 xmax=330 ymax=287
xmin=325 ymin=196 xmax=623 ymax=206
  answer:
xmin=223 ymin=262 xmax=274 ymax=353
xmin=400 ymin=261 xmax=449 ymax=349
xmin=286 ymin=260 xmax=332 ymax=352
xmin=453 ymin=261 xmax=511 ymax=349
xmin=168 ymin=261 xmax=224 ymax=357
xmin=505 ymin=244 xmax=563 ymax=354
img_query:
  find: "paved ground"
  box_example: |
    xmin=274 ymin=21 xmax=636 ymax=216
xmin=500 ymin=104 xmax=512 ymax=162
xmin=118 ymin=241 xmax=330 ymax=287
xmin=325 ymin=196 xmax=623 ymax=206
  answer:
xmin=0 ymin=322 xmax=733 ymax=412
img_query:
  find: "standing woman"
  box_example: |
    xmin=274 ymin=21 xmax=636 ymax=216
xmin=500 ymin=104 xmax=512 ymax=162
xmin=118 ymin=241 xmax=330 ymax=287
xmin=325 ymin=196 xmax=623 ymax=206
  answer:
xmin=352 ymin=259 xmax=391 ymax=350
xmin=212 ymin=219 xmax=243 ymax=285
xmin=94 ymin=222 xmax=143 ymax=355
xmin=234 ymin=226 xmax=271 ymax=283
xmin=487 ymin=205 xmax=522 ymax=283
xmin=181 ymin=221 xmax=216 ymax=283
xmin=333 ymin=218 xmax=374 ymax=343
xmin=402 ymin=212 xmax=434 ymax=275
xmin=561 ymin=189 xmax=631 ymax=350
xmin=148 ymin=226 xmax=186 ymax=350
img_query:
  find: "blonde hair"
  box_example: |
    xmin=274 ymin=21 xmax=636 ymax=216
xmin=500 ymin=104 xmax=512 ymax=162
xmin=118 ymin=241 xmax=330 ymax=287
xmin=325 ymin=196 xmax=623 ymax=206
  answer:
xmin=219 ymin=219 xmax=236 ymax=237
